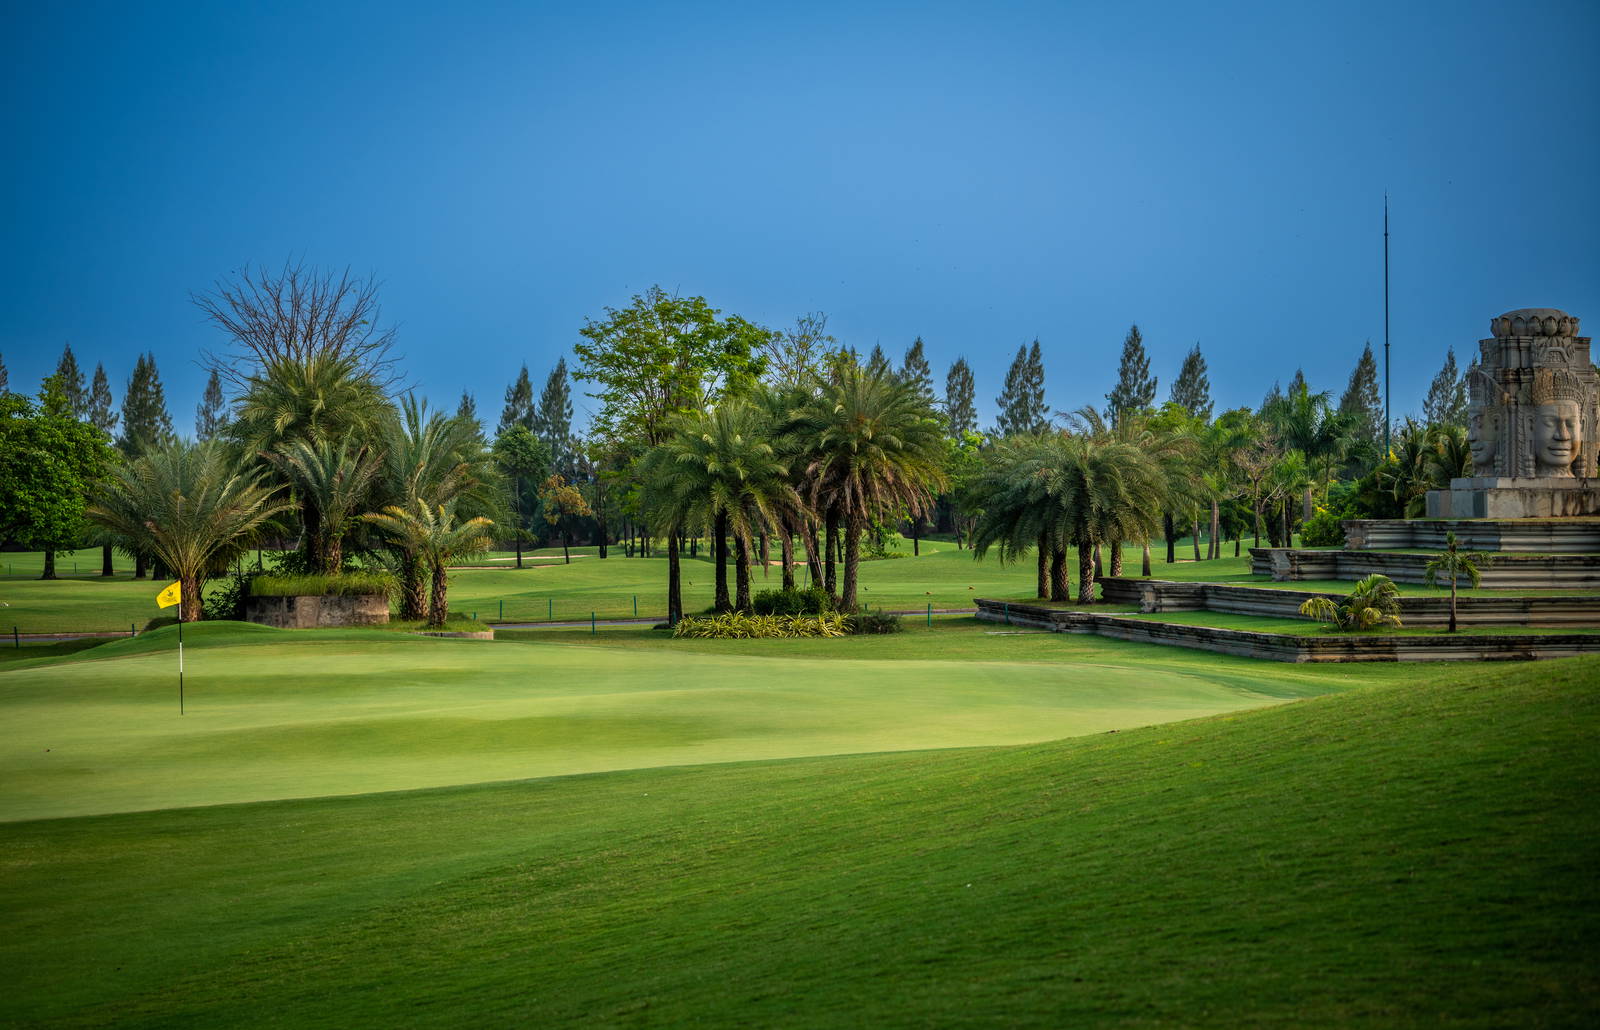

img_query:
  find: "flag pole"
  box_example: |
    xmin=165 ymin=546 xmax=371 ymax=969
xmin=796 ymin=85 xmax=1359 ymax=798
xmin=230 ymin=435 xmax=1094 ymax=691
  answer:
xmin=178 ymin=602 xmax=184 ymax=715
xmin=1383 ymin=193 xmax=1391 ymax=456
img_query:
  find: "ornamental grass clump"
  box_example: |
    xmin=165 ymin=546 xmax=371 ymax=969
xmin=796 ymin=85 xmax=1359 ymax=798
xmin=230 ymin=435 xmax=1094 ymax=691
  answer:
xmin=250 ymin=572 xmax=396 ymax=597
xmin=673 ymin=613 xmax=847 ymax=639
xmin=1298 ymin=573 xmax=1404 ymax=632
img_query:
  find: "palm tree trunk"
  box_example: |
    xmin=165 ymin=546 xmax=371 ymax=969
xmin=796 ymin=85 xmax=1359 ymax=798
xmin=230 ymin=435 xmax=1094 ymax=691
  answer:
xmin=1281 ymin=499 xmax=1291 ymax=547
xmin=41 ymin=549 xmax=56 ymax=580
xmin=735 ymin=534 xmax=752 ymax=611
xmin=562 ymin=530 xmax=571 ymax=564
xmin=1050 ymin=547 xmax=1070 ymax=602
xmin=1077 ymin=536 xmax=1096 ymax=604
xmin=911 ymin=516 xmax=919 ymax=557
xmin=804 ymin=519 xmax=823 ymax=589
xmin=1234 ymin=533 xmax=1241 ymax=557
xmin=667 ymin=533 xmax=683 ymax=624
xmin=1191 ymin=521 xmax=1201 ymax=561
xmin=1141 ymin=543 xmax=1152 ymax=577
xmin=841 ymin=516 xmax=863 ymax=610
xmin=780 ymin=527 xmax=796 ymax=591
xmin=102 ymin=544 xmax=114 ymax=577
xmin=1164 ymin=513 xmax=1176 ymax=563
xmin=180 ymin=571 xmax=202 ymax=623
xmin=1303 ymin=487 xmax=1314 ymax=524
xmin=714 ymin=510 xmax=730 ymax=612
xmin=429 ymin=560 xmax=448 ymax=628
xmin=326 ymin=535 xmax=343 ymax=577
xmin=824 ymin=509 xmax=839 ymax=599
xmin=1109 ymin=539 xmax=1123 ymax=577
xmin=1449 ymin=575 xmax=1458 ymax=633
xmin=134 ymin=551 xmax=148 ymax=579
xmin=400 ymin=552 xmax=428 ymax=621
xmin=1036 ymin=532 xmax=1049 ymax=599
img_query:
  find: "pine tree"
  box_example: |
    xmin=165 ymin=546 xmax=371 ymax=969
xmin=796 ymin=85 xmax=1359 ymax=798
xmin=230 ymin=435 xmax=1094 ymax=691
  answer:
xmin=54 ymin=343 xmax=88 ymax=418
xmin=1288 ymin=368 xmax=1308 ymax=397
xmin=994 ymin=341 xmax=1047 ymax=436
xmin=1168 ymin=343 xmax=1212 ymax=421
xmin=498 ymin=365 xmax=535 ymax=435
xmin=1261 ymin=380 xmax=1283 ymax=413
xmin=901 ymin=338 xmax=933 ymax=398
xmin=1104 ymin=324 xmax=1157 ymax=426
xmin=118 ymin=353 xmax=175 ymax=457
xmin=194 ymin=368 xmax=226 ymax=440
xmin=945 ymin=358 xmax=976 ymax=437
xmin=457 ymin=391 xmax=478 ymax=423
xmin=1423 ymin=347 xmax=1468 ymax=427
xmin=88 ymin=363 xmax=118 ymax=437
xmin=534 ymin=358 xmax=574 ymax=472
xmin=866 ymin=344 xmax=891 ymax=377
xmin=0 ymin=352 xmax=9 ymax=393
xmin=1338 ymin=343 xmax=1383 ymax=445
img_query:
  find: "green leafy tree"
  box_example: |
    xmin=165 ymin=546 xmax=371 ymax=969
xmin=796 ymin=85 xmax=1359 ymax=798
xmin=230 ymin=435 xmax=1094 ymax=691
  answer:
xmin=491 ymin=425 xmax=551 ymax=569
xmin=195 ymin=369 xmax=226 ymax=440
xmin=539 ymin=474 xmax=593 ymax=565
xmin=1105 ymin=324 xmax=1157 ymax=427
xmin=89 ymin=440 xmax=290 ymax=620
xmin=760 ymin=312 xmax=835 ymax=391
xmin=0 ymin=378 xmax=114 ymax=579
xmin=1423 ymin=531 xmax=1492 ymax=633
xmin=1168 ymin=344 xmax=1212 ymax=421
xmin=944 ymin=358 xmax=977 ymax=437
xmin=1299 ymin=574 xmax=1403 ymax=632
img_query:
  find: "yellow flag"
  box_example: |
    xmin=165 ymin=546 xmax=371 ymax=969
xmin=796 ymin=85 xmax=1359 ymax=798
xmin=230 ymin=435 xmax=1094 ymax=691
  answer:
xmin=156 ymin=581 xmax=182 ymax=609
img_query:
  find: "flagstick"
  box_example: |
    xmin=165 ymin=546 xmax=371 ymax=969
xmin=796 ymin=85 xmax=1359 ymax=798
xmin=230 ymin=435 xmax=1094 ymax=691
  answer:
xmin=178 ymin=604 xmax=184 ymax=715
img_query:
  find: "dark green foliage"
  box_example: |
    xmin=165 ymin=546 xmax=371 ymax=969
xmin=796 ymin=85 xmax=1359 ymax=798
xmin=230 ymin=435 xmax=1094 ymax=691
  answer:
xmin=498 ymin=365 xmax=535 ymax=436
xmin=456 ymin=391 xmax=478 ymax=425
xmin=944 ymin=358 xmax=976 ymax=437
xmin=117 ymin=353 xmax=174 ymax=457
xmin=0 ymin=352 xmax=8 ymax=393
xmin=1299 ymin=507 xmax=1345 ymax=547
xmin=865 ymin=344 xmax=890 ymax=376
xmin=250 ymin=572 xmax=396 ymax=597
xmin=993 ymin=341 xmax=1047 ymax=436
xmin=533 ymin=358 xmax=574 ymax=474
xmin=844 ymin=609 xmax=903 ymax=634
xmin=195 ymin=368 xmax=226 ymax=440
xmin=900 ymin=338 xmax=933 ymax=399
xmin=752 ymin=586 xmax=833 ymax=616
xmin=0 ymin=380 xmax=112 ymax=556
xmin=202 ymin=565 xmax=261 ymax=620
xmin=53 ymin=343 xmax=88 ymax=418
xmin=1339 ymin=343 xmax=1383 ymax=446
xmin=87 ymin=363 xmax=117 ymax=437
xmin=1424 ymin=347 xmax=1468 ymax=428
xmin=1168 ymin=343 xmax=1212 ymax=421
xmin=1104 ymin=324 xmax=1157 ymax=426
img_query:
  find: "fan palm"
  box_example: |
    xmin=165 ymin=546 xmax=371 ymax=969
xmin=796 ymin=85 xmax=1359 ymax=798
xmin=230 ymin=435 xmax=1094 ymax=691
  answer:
xmin=362 ymin=500 xmax=493 ymax=627
xmin=88 ymin=440 xmax=291 ymax=621
xmin=795 ymin=366 xmax=948 ymax=609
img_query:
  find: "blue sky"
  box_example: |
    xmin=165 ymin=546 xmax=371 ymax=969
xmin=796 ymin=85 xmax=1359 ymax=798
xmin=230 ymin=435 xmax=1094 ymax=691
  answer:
xmin=4 ymin=0 xmax=1597 ymax=434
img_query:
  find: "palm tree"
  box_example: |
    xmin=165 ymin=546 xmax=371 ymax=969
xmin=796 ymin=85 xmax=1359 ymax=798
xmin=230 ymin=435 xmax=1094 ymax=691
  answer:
xmin=1066 ymin=406 xmax=1197 ymax=575
xmin=1298 ymin=574 xmax=1403 ymax=631
xmin=795 ymin=366 xmax=947 ymax=609
xmin=1268 ymin=382 xmax=1356 ymax=521
xmin=651 ymin=399 xmax=808 ymax=611
xmin=362 ymin=500 xmax=493 ymax=627
xmin=1423 ymin=531 xmax=1492 ymax=633
xmin=266 ymin=437 xmax=384 ymax=575
xmin=969 ymin=434 xmax=1069 ymax=601
xmin=89 ymin=440 xmax=291 ymax=622
xmin=1051 ymin=435 xmax=1166 ymax=603
xmin=229 ymin=353 xmax=391 ymax=458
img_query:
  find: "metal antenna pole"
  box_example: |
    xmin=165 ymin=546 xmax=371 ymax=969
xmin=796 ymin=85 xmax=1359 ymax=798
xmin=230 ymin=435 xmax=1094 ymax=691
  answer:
xmin=1383 ymin=194 xmax=1391 ymax=455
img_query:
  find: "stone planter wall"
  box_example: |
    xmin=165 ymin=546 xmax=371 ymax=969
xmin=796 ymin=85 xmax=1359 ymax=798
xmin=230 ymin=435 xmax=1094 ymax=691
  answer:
xmin=245 ymin=593 xmax=390 ymax=629
xmin=1249 ymin=548 xmax=1600 ymax=589
xmin=1342 ymin=518 xmax=1600 ymax=553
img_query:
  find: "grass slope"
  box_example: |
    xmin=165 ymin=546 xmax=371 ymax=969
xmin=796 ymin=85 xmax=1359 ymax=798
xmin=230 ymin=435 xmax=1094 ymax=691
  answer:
xmin=0 ymin=620 xmax=1397 ymax=822
xmin=2 ymin=658 xmax=1594 ymax=1026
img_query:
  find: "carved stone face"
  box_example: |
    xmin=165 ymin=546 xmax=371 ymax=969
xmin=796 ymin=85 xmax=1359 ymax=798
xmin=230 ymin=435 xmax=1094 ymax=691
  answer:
xmin=1467 ymin=408 xmax=1499 ymax=472
xmin=1534 ymin=401 xmax=1581 ymax=476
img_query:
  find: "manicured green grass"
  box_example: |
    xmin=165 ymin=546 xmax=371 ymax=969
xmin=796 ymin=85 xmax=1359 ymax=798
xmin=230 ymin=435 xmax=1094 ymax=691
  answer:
xmin=0 ymin=619 xmax=1396 ymax=823
xmin=2 ymin=656 xmax=1594 ymax=1026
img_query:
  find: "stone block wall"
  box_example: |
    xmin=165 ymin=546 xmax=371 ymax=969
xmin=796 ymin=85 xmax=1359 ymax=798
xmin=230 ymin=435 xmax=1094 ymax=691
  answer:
xmin=244 ymin=593 xmax=391 ymax=629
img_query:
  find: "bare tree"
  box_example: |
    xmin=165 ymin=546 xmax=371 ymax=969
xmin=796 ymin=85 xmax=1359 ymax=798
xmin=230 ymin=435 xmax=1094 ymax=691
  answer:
xmin=761 ymin=312 xmax=836 ymax=391
xmin=194 ymin=261 xmax=401 ymax=389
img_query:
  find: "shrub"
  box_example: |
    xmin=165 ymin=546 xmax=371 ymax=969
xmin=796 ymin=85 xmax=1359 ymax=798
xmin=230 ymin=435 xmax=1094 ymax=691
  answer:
xmin=250 ymin=572 xmax=395 ymax=598
xmin=1298 ymin=573 xmax=1404 ymax=632
xmin=1299 ymin=506 xmax=1346 ymax=547
xmin=673 ymin=613 xmax=847 ymax=639
xmin=203 ymin=567 xmax=260 ymax=621
xmin=844 ymin=610 xmax=903 ymax=635
xmin=752 ymin=586 xmax=833 ymax=616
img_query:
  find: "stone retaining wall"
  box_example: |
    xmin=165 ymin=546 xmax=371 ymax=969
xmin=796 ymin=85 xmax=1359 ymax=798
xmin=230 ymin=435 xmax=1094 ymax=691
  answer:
xmin=1343 ymin=518 xmax=1600 ymax=553
xmin=1249 ymin=548 xmax=1600 ymax=589
xmin=244 ymin=593 xmax=390 ymax=629
xmin=973 ymin=599 xmax=1600 ymax=662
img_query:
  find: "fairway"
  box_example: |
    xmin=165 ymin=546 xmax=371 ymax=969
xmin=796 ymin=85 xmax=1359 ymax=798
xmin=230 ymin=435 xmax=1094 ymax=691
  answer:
xmin=0 ymin=619 xmax=1391 ymax=822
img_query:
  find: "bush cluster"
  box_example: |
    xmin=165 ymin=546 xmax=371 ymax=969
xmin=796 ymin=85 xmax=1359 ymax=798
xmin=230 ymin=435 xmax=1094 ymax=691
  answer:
xmin=844 ymin=610 xmax=903 ymax=635
xmin=751 ymin=586 xmax=833 ymax=616
xmin=1299 ymin=506 xmax=1346 ymax=547
xmin=673 ymin=613 xmax=848 ymax=639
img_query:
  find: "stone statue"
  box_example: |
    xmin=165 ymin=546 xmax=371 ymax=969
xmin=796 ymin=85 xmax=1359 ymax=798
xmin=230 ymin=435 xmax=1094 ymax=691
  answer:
xmin=1428 ymin=307 xmax=1600 ymax=517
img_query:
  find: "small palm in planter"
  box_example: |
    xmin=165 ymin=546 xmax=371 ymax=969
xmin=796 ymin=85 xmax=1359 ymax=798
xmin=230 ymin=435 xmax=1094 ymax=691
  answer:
xmin=1298 ymin=573 xmax=1404 ymax=632
xmin=1423 ymin=531 xmax=1492 ymax=633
